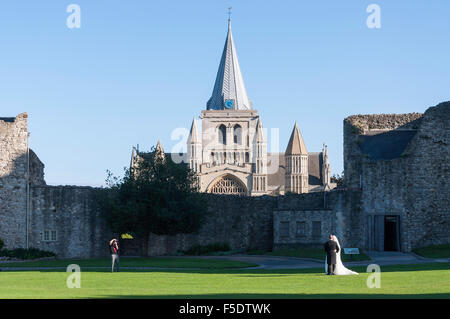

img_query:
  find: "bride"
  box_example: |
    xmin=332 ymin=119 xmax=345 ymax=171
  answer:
xmin=325 ymin=235 xmax=358 ymax=275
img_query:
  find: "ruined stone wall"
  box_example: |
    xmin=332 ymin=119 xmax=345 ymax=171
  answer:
xmin=3 ymin=102 xmax=447 ymax=258
xmin=343 ymin=112 xmax=423 ymax=189
xmin=0 ymin=114 xmax=28 ymax=248
xmin=345 ymin=101 xmax=450 ymax=252
xmin=1 ymin=111 xmax=360 ymax=258
xmin=29 ymin=185 xmax=112 ymax=258
xmin=142 ymin=194 xmax=277 ymax=256
xmin=29 ymin=150 xmax=46 ymax=186
xmin=142 ymin=190 xmax=362 ymax=256
xmin=359 ymin=159 xmax=410 ymax=250
xmin=273 ymin=190 xmax=362 ymax=250
xmin=402 ymin=102 xmax=450 ymax=249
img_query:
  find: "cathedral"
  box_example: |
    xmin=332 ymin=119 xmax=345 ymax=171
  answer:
xmin=132 ymin=19 xmax=333 ymax=196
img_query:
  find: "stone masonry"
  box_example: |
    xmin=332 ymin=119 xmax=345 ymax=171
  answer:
xmin=343 ymin=101 xmax=450 ymax=252
xmin=0 ymin=113 xmax=45 ymax=249
xmin=0 ymin=102 xmax=448 ymax=258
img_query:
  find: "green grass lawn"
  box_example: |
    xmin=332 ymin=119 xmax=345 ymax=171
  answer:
xmin=0 ymin=260 xmax=449 ymax=299
xmin=0 ymin=257 xmax=257 ymax=269
xmin=247 ymin=248 xmax=371 ymax=262
xmin=413 ymin=244 xmax=450 ymax=258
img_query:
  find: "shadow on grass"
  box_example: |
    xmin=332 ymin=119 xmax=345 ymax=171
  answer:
xmin=2 ymin=262 xmax=449 ymax=275
xmin=99 ymin=292 xmax=450 ymax=299
xmin=0 ymin=257 xmax=258 ymax=270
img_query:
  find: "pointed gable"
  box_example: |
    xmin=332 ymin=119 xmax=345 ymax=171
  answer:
xmin=255 ymin=118 xmax=265 ymax=143
xmin=188 ymin=118 xmax=200 ymax=144
xmin=285 ymin=122 xmax=308 ymax=155
xmin=207 ymin=19 xmax=251 ymax=111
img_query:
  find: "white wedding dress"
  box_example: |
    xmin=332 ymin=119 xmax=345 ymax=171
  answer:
xmin=324 ymin=236 xmax=359 ymax=275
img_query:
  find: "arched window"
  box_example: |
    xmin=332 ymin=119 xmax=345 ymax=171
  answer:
xmin=208 ymin=174 xmax=247 ymax=195
xmin=218 ymin=124 xmax=227 ymax=145
xmin=233 ymin=124 xmax=242 ymax=145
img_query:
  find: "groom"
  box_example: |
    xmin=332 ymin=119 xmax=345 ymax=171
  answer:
xmin=324 ymin=234 xmax=339 ymax=275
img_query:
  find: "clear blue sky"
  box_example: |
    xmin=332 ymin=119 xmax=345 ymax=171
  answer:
xmin=1 ymin=1 xmax=449 ymax=186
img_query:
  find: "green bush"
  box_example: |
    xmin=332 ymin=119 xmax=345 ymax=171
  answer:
xmin=0 ymin=247 xmax=56 ymax=260
xmin=184 ymin=242 xmax=231 ymax=255
xmin=413 ymin=244 xmax=450 ymax=258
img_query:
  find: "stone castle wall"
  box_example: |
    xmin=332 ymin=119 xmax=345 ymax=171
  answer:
xmin=0 ymin=119 xmax=362 ymax=258
xmin=29 ymin=185 xmax=112 ymax=258
xmin=10 ymin=186 xmax=362 ymax=258
xmin=343 ymin=111 xmax=423 ymax=189
xmin=401 ymin=102 xmax=450 ymax=249
xmin=273 ymin=190 xmax=362 ymax=250
xmin=0 ymin=113 xmax=47 ymax=249
xmin=0 ymin=114 xmax=29 ymax=248
xmin=137 ymin=190 xmax=362 ymax=257
xmin=1 ymin=102 xmax=448 ymax=258
xmin=140 ymin=194 xmax=277 ymax=256
xmin=344 ymin=101 xmax=450 ymax=251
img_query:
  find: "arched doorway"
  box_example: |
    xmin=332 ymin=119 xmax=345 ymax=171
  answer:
xmin=207 ymin=174 xmax=248 ymax=196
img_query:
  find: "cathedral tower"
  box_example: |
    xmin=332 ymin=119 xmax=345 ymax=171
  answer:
xmin=285 ymin=122 xmax=309 ymax=193
xmin=185 ymin=17 xmax=262 ymax=196
xmin=133 ymin=16 xmax=333 ymax=196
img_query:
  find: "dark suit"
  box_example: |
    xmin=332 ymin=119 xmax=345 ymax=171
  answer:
xmin=324 ymin=239 xmax=339 ymax=275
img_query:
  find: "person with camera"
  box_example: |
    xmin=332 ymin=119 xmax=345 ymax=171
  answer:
xmin=109 ymin=238 xmax=120 ymax=272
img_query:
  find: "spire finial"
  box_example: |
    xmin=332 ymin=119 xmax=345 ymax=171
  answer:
xmin=228 ymin=7 xmax=232 ymax=21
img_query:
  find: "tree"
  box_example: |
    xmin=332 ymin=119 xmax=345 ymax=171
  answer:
xmin=331 ymin=172 xmax=344 ymax=188
xmin=94 ymin=145 xmax=207 ymax=251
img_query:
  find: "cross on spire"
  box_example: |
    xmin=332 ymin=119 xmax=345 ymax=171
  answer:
xmin=227 ymin=7 xmax=232 ymax=21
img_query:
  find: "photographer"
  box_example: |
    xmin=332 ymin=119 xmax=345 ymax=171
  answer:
xmin=109 ymin=239 xmax=120 ymax=272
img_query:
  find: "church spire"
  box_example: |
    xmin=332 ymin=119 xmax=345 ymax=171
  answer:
xmin=206 ymin=17 xmax=251 ymax=110
xmin=285 ymin=122 xmax=308 ymax=155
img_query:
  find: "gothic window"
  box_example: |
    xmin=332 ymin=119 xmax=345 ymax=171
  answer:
xmin=218 ymin=124 xmax=227 ymax=145
xmin=209 ymin=175 xmax=247 ymax=195
xmin=233 ymin=124 xmax=242 ymax=145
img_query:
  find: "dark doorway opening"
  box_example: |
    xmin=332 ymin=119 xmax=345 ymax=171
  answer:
xmin=384 ymin=216 xmax=400 ymax=251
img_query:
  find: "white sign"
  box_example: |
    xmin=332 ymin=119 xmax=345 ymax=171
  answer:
xmin=344 ymin=248 xmax=360 ymax=255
